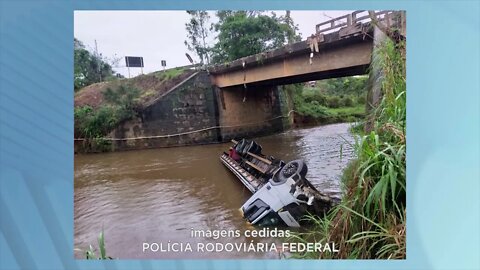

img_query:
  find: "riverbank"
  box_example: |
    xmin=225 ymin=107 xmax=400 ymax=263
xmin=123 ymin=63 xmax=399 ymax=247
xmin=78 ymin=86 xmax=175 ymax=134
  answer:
xmin=293 ymin=104 xmax=365 ymax=127
xmin=286 ymin=76 xmax=368 ymax=127
xmin=291 ymin=38 xmax=406 ymax=259
xmin=74 ymin=67 xmax=194 ymax=140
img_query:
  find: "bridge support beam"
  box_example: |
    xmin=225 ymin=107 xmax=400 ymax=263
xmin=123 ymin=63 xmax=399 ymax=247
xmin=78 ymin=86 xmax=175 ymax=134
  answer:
xmin=211 ymin=40 xmax=373 ymax=88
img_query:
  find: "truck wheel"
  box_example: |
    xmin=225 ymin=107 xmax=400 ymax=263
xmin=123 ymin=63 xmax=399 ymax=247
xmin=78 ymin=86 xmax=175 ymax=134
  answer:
xmin=278 ymin=159 xmax=308 ymax=182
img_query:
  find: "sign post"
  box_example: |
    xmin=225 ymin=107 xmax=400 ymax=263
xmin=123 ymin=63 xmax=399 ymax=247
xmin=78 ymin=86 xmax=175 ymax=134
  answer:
xmin=161 ymin=60 xmax=166 ymax=72
xmin=125 ymin=56 xmax=144 ymax=78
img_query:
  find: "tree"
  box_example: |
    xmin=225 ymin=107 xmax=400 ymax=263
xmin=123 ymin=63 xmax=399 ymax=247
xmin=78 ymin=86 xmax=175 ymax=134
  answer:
xmin=74 ymin=38 xmax=85 ymax=50
xmin=184 ymin=11 xmax=212 ymax=65
xmin=210 ymin=11 xmax=300 ymax=63
xmin=282 ymin=10 xmax=301 ymax=44
xmin=74 ymin=38 xmax=116 ymax=91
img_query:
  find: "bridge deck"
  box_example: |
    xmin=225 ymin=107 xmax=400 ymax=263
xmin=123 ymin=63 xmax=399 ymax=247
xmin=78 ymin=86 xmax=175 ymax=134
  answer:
xmin=209 ymin=24 xmax=373 ymax=88
xmin=209 ymin=11 xmax=405 ymax=88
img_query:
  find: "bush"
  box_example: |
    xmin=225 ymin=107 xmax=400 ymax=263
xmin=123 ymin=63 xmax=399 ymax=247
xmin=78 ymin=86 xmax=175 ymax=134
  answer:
xmin=341 ymin=96 xmax=354 ymax=107
xmin=357 ymin=94 xmax=366 ymax=104
xmin=304 ymin=93 xmax=327 ymax=105
xmin=74 ymin=106 xmax=93 ymax=138
xmin=74 ymin=105 xmax=118 ymax=138
xmin=302 ymin=92 xmax=315 ymax=103
xmin=91 ymin=137 xmax=113 ymax=152
xmin=314 ymin=93 xmax=328 ymax=106
xmin=74 ymin=85 xmax=140 ymax=139
xmin=103 ymin=84 xmax=140 ymax=110
xmin=297 ymin=102 xmax=331 ymax=119
xmin=327 ymin=96 xmax=341 ymax=108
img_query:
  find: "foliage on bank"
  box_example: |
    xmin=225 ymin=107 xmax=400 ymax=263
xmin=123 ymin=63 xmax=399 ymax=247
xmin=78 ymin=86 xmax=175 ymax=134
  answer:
xmin=286 ymin=76 xmax=368 ymax=125
xmin=74 ymin=85 xmax=140 ymax=140
xmin=74 ymin=66 xmax=191 ymax=134
xmin=291 ymin=38 xmax=406 ymax=259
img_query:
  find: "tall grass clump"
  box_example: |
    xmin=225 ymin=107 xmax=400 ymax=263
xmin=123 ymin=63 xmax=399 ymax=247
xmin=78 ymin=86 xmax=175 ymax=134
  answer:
xmin=291 ymin=38 xmax=406 ymax=259
xmin=75 ymin=230 xmax=113 ymax=259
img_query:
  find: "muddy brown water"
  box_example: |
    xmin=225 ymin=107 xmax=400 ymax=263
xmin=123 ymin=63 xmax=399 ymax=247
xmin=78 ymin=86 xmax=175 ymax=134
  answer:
xmin=74 ymin=123 xmax=356 ymax=259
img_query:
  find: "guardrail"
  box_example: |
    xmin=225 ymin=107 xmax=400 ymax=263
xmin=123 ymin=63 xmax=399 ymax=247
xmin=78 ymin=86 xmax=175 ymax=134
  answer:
xmin=315 ymin=10 xmax=396 ymax=34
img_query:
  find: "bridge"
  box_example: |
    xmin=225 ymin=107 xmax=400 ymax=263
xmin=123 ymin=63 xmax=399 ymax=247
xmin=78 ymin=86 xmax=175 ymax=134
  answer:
xmin=209 ymin=10 xmax=405 ymax=88
xmin=206 ymin=10 xmax=406 ymax=141
xmin=76 ymin=10 xmax=406 ymax=152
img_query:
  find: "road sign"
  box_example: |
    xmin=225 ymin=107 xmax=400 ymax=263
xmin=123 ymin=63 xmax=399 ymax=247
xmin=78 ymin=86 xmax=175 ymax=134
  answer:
xmin=125 ymin=56 xmax=144 ymax=68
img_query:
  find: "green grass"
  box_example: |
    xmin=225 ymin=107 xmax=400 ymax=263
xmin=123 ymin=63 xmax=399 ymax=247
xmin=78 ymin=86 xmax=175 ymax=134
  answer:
xmin=326 ymin=104 xmax=365 ymax=118
xmin=287 ymin=79 xmax=367 ymax=125
xmin=290 ymin=38 xmax=406 ymax=259
xmin=153 ymin=67 xmax=185 ymax=81
xmin=140 ymin=89 xmax=156 ymax=100
xmin=75 ymin=230 xmax=113 ymax=259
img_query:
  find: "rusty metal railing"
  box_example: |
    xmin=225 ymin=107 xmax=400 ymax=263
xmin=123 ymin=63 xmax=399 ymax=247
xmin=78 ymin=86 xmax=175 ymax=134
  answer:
xmin=305 ymin=10 xmax=404 ymax=65
xmin=315 ymin=10 xmax=395 ymax=34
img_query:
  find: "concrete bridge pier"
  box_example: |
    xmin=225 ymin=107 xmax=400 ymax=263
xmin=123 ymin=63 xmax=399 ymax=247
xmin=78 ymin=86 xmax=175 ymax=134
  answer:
xmin=365 ymin=25 xmax=387 ymax=132
xmin=365 ymin=11 xmax=406 ymax=132
xmin=216 ymin=85 xmax=293 ymax=142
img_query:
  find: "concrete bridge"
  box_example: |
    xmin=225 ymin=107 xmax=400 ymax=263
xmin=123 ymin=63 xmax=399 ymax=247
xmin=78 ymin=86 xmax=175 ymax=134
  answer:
xmin=75 ymin=11 xmax=405 ymax=152
xmin=206 ymin=10 xmax=405 ymax=141
xmin=209 ymin=10 xmax=405 ymax=88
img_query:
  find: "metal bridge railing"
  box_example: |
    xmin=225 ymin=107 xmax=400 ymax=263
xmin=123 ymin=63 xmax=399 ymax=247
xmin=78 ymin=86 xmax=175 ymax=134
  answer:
xmin=315 ymin=10 xmax=396 ymax=34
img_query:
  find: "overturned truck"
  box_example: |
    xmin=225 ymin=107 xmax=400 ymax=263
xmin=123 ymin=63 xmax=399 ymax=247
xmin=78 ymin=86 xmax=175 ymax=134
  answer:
xmin=220 ymin=139 xmax=339 ymax=227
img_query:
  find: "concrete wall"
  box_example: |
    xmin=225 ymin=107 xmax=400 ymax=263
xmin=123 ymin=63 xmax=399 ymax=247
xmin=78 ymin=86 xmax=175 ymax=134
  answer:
xmin=109 ymin=71 xmax=220 ymax=151
xmin=365 ymin=26 xmax=387 ymax=132
xmin=365 ymin=12 xmax=406 ymax=132
xmin=74 ymin=71 xmax=293 ymax=153
xmin=216 ymin=84 xmax=292 ymax=141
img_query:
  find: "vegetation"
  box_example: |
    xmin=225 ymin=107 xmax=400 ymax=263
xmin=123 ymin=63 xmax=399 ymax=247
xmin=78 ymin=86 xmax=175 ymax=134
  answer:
xmin=74 ymin=38 xmax=121 ymax=91
xmin=290 ymin=38 xmax=406 ymax=259
xmin=317 ymin=76 xmax=368 ymax=97
xmin=184 ymin=11 xmax=300 ymax=64
xmin=74 ymin=62 xmax=190 ymax=152
xmin=184 ymin=11 xmax=212 ymax=64
xmin=287 ymin=76 xmax=368 ymax=124
xmin=74 ymin=85 xmax=140 ymax=139
xmin=76 ymin=231 xmax=112 ymax=259
xmin=152 ymin=67 xmax=185 ymax=81
xmin=328 ymin=105 xmax=365 ymax=117
xmin=211 ymin=11 xmax=300 ymax=63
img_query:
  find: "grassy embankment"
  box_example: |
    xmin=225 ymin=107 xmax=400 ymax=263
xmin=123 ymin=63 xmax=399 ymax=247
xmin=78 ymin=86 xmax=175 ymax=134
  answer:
xmin=287 ymin=76 xmax=368 ymax=126
xmin=74 ymin=67 xmax=189 ymax=151
xmin=291 ymin=38 xmax=406 ymax=259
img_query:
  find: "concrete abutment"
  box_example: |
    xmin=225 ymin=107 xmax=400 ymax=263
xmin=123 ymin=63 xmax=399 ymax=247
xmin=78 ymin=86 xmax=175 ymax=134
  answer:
xmin=75 ymin=71 xmax=292 ymax=152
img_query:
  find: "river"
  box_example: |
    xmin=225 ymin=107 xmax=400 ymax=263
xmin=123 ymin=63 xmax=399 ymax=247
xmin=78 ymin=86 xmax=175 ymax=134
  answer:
xmin=74 ymin=122 xmax=356 ymax=259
